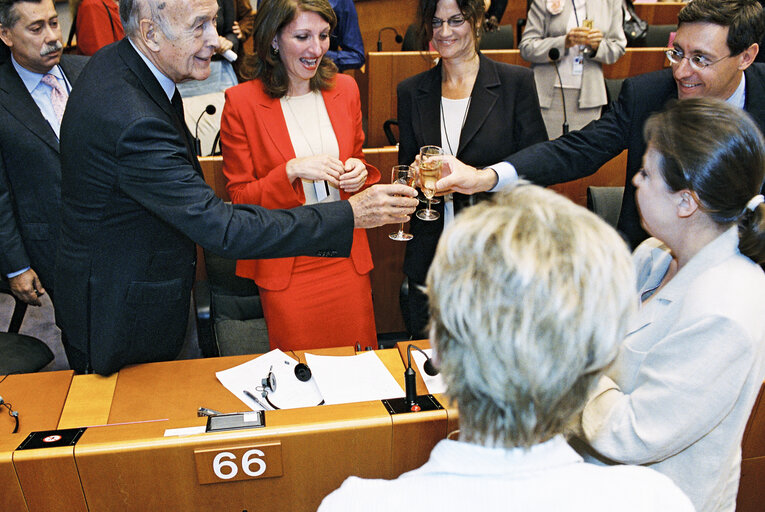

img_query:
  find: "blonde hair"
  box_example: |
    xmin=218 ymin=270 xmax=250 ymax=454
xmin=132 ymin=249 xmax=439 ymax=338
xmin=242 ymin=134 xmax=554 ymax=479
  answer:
xmin=426 ymin=184 xmax=636 ymax=448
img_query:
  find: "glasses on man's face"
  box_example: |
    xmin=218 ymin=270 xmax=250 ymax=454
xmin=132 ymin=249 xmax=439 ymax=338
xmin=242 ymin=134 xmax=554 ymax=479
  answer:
xmin=431 ymin=14 xmax=466 ymax=29
xmin=665 ymin=48 xmax=731 ymax=71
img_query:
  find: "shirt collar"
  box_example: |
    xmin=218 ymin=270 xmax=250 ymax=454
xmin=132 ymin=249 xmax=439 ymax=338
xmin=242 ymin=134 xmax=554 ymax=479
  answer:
xmin=11 ymin=54 xmax=64 ymax=94
xmin=726 ymin=72 xmax=746 ymax=109
xmin=417 ymin=436 xmax=583 ymax=477
xmin=128 ymin=38 xmax=176 ymax=101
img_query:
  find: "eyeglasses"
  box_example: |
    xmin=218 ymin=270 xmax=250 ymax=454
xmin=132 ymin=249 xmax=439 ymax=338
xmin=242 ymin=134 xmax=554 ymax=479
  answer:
xmin=665 ymin=48 xmax=731 ymax=71
xmin=431 ymin=15 xmax=466 ymax=29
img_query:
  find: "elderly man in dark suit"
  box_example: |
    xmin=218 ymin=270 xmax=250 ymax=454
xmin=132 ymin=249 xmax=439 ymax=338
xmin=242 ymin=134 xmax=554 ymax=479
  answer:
xmin=57 ymin=0 xmax=417 ymax=375
xmin=0 ymin=0 xmax=87 ymax=308
xmin=435 ymin=0 xmax=765 ymax=249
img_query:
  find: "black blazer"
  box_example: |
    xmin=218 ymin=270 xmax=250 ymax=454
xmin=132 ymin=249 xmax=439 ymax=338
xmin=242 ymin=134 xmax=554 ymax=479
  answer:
xmin=0 ymin=54 xmax=87 ymax=299
xmin=57 ymin=40 xmax=354 ymax=374
xmin=508 ymin=65 xmax=765 ymax=248
xmin=397 ymin=53 xmax=548 ymax=282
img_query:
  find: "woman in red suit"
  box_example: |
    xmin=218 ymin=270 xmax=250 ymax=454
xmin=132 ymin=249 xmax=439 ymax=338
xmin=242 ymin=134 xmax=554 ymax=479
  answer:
xmin=220 ymin=0 xmax=380 ymax=351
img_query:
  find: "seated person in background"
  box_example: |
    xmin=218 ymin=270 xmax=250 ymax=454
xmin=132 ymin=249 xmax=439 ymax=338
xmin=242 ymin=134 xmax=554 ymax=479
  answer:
xmin=69 ymin=0 xmax=124 ymax=56
xmin=326 ymin=0 xmax=364 ymax=71
xmin=398 ymin=0 xmax=547 ymax=338
xmin=433 ymin=0 xmax=765 ymax=249
xmin=221 ymin=0 xmax=380 ymax=351
xmin=319 ymin=184 xmax=694 ymax=511
xmin=519 ymin=0 xmax=625 ymax=138
xmin=578 ymin=98 xmax=765 ymax=512
xmin=483 ymin=0 xmax=506 ymax=31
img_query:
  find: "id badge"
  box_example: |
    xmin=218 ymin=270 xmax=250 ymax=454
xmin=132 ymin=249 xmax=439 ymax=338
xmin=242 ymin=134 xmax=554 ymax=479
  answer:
xmin=572 ymin=54 xmax=584 ymax=75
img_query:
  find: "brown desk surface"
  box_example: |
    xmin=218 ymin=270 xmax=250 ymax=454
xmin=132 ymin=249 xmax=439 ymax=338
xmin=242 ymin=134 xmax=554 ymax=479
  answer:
xmin=0 ymin=370 xmax=74 ymax=437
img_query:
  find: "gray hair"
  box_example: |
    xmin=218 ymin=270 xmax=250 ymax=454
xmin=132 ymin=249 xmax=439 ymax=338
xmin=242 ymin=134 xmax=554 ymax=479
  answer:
xmin=426 ymin=184 xmax=636 ymax=448
xmin=120 ymin=0 xmax=175 ymax=40
xmin=0 ymin=0 xmax=43 ymax=28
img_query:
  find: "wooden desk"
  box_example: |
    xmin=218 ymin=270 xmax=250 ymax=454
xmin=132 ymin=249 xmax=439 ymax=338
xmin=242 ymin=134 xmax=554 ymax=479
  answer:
xmin=633 ymin=2 xmax=686 ymax=25
xmin=6 ymin=351 xmax=451 ymax=511
xmin=0 ymin=371 xmax=75 ymax=512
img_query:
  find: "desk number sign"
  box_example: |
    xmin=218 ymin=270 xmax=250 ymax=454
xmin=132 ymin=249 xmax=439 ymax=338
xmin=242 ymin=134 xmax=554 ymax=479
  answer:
xmin=194 ymin=442 xmax=283 ymax=484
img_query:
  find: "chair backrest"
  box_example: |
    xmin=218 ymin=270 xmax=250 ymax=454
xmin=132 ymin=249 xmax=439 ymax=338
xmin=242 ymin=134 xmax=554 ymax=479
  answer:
xmin=0 ymin=280 xmax=27 ymax=334
xmin=480 ymin=24 xmax=514 ymax=50
xmin=636 ymin=24 xmax=677 ymax=48
xmin=401 ymin=24 xmax=423 ymax=51
xmin=737 ymin=380 xmax=765 ymax=512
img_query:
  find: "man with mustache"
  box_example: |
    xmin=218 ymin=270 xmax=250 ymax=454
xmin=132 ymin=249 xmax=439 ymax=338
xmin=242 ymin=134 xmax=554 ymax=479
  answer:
xmin=56 ymin=0 xmax=417 ymax=375
xmin=0 ymin=0 xmax=86 ymax=315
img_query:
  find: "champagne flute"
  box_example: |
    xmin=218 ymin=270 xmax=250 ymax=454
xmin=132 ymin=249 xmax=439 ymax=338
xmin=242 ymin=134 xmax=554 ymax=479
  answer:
xmin=389 ymin=165 xmax=415 ymax=241
xmin=416 ymin=145 xmax=442 ymax=221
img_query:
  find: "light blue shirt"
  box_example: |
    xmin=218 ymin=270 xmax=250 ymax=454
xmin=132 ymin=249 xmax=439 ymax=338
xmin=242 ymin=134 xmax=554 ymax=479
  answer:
xmin=11 ymin=55 xmax=70 ymax=139
xmin=488 ymin=73 xmax=748 ymax=191
xmin=128 ymin=38 xmax=176 ymax=101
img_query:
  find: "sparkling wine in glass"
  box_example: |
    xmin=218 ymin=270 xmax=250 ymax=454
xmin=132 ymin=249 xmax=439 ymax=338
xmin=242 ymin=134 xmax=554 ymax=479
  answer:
xmin=416 ymin=145 xmax=442 ymax=221
xmin=389 ymin=165 xmax=415 ymax=241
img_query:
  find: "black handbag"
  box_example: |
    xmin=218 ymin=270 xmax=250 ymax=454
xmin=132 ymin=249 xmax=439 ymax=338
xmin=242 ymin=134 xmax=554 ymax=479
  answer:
xmin=623 ymin=0 xmax=648 ymax=46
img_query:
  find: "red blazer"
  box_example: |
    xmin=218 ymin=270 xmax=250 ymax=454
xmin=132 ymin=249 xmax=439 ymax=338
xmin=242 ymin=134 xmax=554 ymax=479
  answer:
xmin=221 ymin=74 xmax=380 ymax=290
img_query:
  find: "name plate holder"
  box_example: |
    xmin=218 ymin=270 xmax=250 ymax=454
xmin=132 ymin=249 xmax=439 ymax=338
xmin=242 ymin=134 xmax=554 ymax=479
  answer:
xmin=205 ymin=411 xmax=265 ymax=432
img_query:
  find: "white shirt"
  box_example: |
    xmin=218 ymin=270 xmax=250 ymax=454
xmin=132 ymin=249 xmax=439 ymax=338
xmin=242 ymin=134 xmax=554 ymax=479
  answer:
xmin=318 ymin=436 xmax=693 ymax=511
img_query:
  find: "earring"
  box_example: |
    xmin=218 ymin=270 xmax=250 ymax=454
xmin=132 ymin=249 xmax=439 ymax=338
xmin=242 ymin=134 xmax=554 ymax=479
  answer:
xmin=272 ymin=46 xmax=279 ymax=55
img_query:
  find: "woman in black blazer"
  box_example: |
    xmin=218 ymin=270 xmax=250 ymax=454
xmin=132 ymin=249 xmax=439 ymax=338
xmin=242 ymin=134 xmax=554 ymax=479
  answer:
xmin=397 ymin=0 xmax=547 ymax=338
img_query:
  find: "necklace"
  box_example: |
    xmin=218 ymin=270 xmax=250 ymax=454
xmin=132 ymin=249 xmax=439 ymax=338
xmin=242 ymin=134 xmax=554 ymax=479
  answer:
xmin=283 ymin=92 xmax=331 ymax=197
xmin=283 ymin=92 xmax=325 ymax=156
xmin=440 ymin=96 xmax=471 ymax=156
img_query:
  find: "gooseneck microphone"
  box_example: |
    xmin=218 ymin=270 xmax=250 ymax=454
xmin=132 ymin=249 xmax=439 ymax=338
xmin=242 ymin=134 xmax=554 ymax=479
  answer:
xmin=194 ymin=104 xmax=217 ymax=156
xmin=405 ymin=344 xmax=439 ymax=411
xmin=548 ymin=48 xmax=569 ymax=135
xmin=377 ymin=27 xmax=403 ymax=51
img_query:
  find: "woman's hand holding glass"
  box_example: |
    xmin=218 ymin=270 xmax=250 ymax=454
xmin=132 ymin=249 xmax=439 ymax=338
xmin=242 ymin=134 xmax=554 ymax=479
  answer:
xmin=285 ymin=154 xmax=344 ymax=187
xmin=339 ymin=157 xmax=369 ymax=193
xmin=417 ymin=145 xmax=443 ymax=221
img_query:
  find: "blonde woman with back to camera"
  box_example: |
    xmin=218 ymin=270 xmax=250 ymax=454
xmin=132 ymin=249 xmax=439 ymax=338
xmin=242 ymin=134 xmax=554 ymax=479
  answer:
xmin=319 ymin=184 xmax=694 ymax=511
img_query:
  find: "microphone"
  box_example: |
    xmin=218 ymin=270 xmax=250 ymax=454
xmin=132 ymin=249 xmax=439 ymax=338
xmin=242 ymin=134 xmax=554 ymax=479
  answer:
xmin=222 ymin=49 xmax=238 ymax=62
xmin=194 ymin=104 xmax=217 ymax=156
xmin=405 ymin=344 xmax=439 ymax=411
xmin=377 ymin=27 xmax=403 ymax=51
xmin=548 ymin=48 xmax=569 ymax=135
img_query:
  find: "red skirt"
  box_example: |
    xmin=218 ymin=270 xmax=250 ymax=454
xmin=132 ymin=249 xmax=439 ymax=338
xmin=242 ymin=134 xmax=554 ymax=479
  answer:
xmin=259 ymin=256 xmax=377 ymax=351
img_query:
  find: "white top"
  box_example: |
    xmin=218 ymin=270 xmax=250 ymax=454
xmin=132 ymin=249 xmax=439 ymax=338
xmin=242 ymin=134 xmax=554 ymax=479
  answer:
xmin=280 ymin=91 xmax=340 ymax=204
xmin=318 ymin=436 xmax=693 ymax=511
xmin=439 ymin=96 xmax=470 ymax=225
xmin=557 ymin=0 xmax=586 ymax=89
xmin=582 ymin=227 xmax=765 ymax=512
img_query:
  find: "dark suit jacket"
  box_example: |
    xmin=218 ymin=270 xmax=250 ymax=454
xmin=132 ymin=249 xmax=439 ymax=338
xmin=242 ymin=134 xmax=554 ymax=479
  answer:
xmin=397 ymin=54 xmax=548 ymax=282
xmin=57 ymin=40 xmax=354 ymax=375
xmin=0 ymin=54 xmax=87 ymax=300
xmin=508 ymin=65 xmax=765 ymax=248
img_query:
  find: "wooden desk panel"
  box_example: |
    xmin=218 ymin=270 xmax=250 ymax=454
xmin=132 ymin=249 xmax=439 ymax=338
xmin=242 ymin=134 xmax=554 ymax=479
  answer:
xmin=109 ymin=355 xmax=262 ymax=423
xmin=58 ymin=373 xmax=117 ymax=429
xmin=77 ymin=402 xmax=395 ymax=511
xmin=0 ymin=436 xmax=27 ymax=512
xmin=355 ymin=0 xmax=418 ymax=58
xmin=634 ymin=2 xmax=685 ymax=25
xmin=0 ymin=371 xmax=73 ymax=436
xmin=548 ymin=150 xmax=627 ymax=207
xmin=13 ymin=445 xmax=87 ymax=512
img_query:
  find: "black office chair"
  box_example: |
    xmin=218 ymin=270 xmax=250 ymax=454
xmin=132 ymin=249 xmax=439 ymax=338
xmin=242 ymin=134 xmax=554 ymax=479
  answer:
xmin=634 ymin=24 xmax=677 ymax=48
xmin=586 ymin=186 xmax=624 ymax=229
xmin=479 ymin=24 xmax=514 ymax=50
xmin=194 ymin=250 xmax=269 ymax=357
xmin=0 ymin=281 xmax=54 ymax=374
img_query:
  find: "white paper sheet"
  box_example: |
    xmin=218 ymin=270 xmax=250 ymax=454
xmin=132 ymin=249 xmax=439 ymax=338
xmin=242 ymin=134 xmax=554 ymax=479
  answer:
xmin=305 ymin=351 xmax=405 ymax=405
xmin=215 ymin=349 xmax=324 ymax=411
xmin=413 ymin=348 xmax=446 ymax=394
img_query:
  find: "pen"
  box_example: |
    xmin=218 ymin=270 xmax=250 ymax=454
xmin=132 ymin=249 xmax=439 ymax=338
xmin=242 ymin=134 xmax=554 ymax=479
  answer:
xmin=243 ymin=389 xmax=271 ymax=410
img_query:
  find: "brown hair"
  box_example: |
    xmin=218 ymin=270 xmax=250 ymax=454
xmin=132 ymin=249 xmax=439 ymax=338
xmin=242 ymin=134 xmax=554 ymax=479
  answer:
xmin=415 ymin=0 xmax=484 ymax=52
xmin=250 ymin=0 xmax=337 ymax=98
xmin=644 ymin=98 xmax=765 ymax=264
